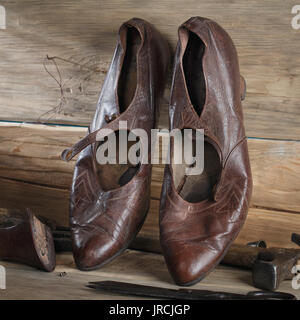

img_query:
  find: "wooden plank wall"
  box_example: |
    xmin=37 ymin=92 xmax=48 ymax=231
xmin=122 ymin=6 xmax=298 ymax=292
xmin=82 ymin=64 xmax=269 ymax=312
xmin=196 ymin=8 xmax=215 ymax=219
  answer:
xmin=0 ymin=1 xmax=299 ymax=251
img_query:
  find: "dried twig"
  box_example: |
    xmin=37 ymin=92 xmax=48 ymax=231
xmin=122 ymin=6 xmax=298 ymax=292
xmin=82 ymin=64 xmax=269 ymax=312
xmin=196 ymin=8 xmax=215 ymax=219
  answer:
xmin=38 ymin=54 xmax=106 ymax=123
xmin=38 ymin=55 xmax=67 ymax=122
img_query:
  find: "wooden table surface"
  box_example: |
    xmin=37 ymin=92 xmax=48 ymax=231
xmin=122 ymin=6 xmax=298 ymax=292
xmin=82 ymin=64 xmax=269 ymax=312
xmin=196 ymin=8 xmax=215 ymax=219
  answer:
xmin=1 ymin=250 xmax=299 ymax=300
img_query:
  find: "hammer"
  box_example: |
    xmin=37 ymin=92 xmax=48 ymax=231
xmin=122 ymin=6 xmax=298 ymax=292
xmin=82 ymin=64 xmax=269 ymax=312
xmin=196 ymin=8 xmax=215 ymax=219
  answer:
xmin=222 ymin=233 xmax=300 ymax=291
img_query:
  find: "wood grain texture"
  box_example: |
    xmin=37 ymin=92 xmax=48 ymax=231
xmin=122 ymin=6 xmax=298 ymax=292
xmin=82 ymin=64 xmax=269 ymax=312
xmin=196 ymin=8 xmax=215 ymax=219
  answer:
xmin=0 ymin=123 xmax=299 ymax=212
xmin=0 ymin=177 xmax=70 ymax=226
xmin=1 ymin=250 xmax=299 ymax=299
xmin=0 ymin=0 xmax=299 ymax=139
xmin=0 ymin=122 xmax=84 ymax=188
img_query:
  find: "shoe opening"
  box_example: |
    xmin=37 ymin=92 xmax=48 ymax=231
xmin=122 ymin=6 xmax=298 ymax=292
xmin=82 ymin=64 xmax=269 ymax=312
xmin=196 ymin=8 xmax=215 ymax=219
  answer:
xmin=96 ymin=130 xmax=141 ymax=191
xmin=172 ymin=129 xmax=221 ymax=203
xmin=182 ymin=30 xmax=206 ymax=117
xmin=118 ymin=26 xmax=141 ymax=113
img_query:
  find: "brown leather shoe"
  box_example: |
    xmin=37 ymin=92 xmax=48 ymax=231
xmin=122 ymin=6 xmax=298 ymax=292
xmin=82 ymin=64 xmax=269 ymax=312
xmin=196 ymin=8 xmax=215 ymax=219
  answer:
xmin=159 ymin=17 xmax=252 ymax=286
xmin=0 ymin=209 xmax=56 ymax=272
xmin=61 ymin=18 xmax=169 ymax=270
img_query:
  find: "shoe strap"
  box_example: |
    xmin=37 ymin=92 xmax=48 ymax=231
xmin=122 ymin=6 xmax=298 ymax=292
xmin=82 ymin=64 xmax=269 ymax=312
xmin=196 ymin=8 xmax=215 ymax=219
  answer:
xmin=61 ymin=128 xmax=97 ymax=162
xmin=61 ymin=112 xmax=123 ymax=162
xmin=61 ymin=106 xmax=144 ymax=162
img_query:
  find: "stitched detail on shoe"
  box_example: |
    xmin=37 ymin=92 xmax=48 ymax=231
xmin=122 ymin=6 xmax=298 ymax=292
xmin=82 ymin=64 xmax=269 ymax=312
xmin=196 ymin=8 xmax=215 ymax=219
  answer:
xmin=73 ymin=222 xmax=124 ymax=245
xmin=223 ymin=137 xmax=247 ymax=169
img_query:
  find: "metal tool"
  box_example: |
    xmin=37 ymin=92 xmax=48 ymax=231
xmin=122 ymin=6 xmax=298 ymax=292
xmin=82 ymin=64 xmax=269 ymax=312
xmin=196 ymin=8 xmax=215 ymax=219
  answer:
xmin=87 ymin=281 xmax=297 ymax=300
xmin=52 ymin=226 xmax=72 ymax=252
xmin=223 ymin=233 xmax=300 ymax=291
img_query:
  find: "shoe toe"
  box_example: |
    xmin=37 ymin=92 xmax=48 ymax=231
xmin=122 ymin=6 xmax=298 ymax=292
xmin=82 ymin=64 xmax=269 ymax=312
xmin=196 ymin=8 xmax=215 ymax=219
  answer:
xmin=72 ymin=229 xmax=122 ymax=270
xmin=163 ymin=241 xmax=223 ymax=286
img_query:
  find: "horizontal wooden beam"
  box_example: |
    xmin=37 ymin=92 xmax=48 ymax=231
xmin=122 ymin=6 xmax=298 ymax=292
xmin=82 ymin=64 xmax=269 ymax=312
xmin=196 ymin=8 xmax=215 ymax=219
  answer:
xmin=0 ymin=177 xmax=70 ymax=226
xmin=0 ymin=122 xmax=299 ymax=212
xmin=0 ymin=1 xmax=299 ymax=139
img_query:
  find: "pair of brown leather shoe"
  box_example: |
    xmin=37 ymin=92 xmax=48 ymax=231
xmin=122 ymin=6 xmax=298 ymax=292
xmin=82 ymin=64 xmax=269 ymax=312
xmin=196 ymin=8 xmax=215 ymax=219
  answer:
xmin=62 ymin=17 xmax=252 ymax=286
